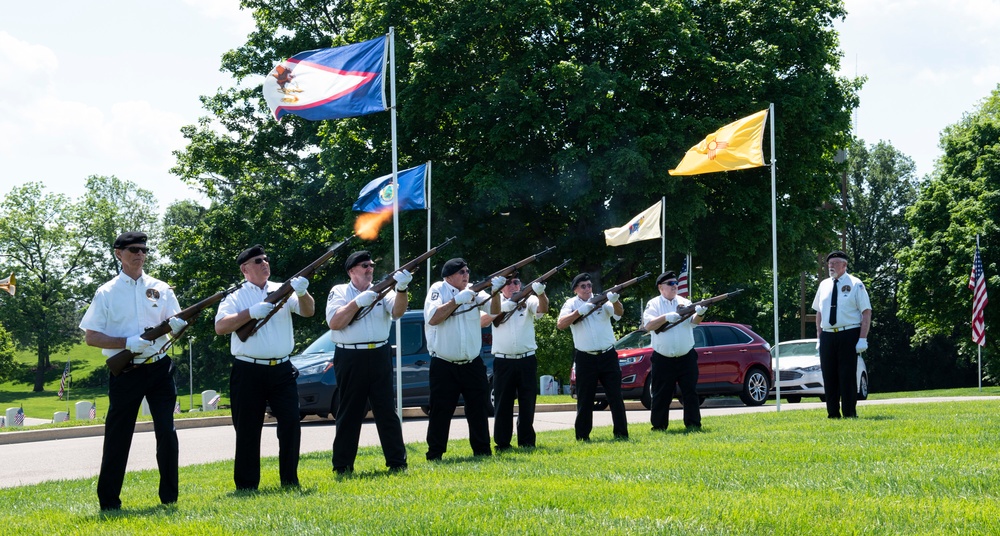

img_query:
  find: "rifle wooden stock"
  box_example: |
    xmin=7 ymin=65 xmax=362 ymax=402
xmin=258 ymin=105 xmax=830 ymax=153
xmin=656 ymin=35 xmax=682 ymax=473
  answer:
xmin=492 ymin=258 xmax=571 ymax=327
xmin=452 ymin=246 xmax=556 ymax=316
xmin=235 ymin=235 xmax=355 ymax=342
xmin=573 ymin=272 xmax=652 ymax=324
xmin=654 ymin=288 xmax=744 ymax=333
xmin=351 ymin=236 xmax=456 ymax=323
xmin=106 ymin=283 xmax=243 ymax=376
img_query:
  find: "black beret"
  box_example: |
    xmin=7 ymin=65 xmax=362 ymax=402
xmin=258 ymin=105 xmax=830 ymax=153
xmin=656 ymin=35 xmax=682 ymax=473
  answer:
xmin=826 ymin=250 xmax=849 ymax=262
xmin=571 ymin=273 xmax=592 ymax=290
xmin=113 ymin=231 xmax=147 ymax=249
xmin=237 ymin=244 xmax=266 ymax=265
xmin=345 ymin=250 xmax=372 ymax=271
xmin=657 ymin=271 xmax=678 ymax=285
xmin=441 ymin=258 xmax=468 ymax=278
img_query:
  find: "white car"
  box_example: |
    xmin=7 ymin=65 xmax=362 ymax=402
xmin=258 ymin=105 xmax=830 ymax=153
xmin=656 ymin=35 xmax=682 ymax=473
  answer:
xmin=770 ymin=338 xmax=868 ymax=403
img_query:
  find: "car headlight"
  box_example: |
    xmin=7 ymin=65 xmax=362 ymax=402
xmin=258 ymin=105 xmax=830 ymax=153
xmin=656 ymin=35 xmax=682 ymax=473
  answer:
xmin=619 ymin=355 xmax=645 ymax=365
xmin=801 ymin=364 xmax=822 ymax=372
xmin=298 ymin=362 xmax=330 ymax=376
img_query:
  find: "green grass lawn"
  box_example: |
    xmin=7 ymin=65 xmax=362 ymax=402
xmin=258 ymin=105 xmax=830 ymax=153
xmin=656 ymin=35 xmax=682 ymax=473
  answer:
xmin=0 ymin=400 xmax=997 ymax=534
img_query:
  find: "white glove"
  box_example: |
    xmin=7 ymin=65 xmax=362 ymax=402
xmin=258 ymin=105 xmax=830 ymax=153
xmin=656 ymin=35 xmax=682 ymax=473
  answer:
xmin=606 ymin=291 xmax=620 ymax=304
xmin=249 ymin=302 xmax=275 ymax=320
xmin=665 ymin=312 xmax=682 ymax=323
xmin=290 ymin=276 xmax=309 ymax=296
xmin=501 ymin=300 xmax=517 ymax=313
xmin=531 ymin=282 xmax=546 ymax=296
xmin=855 ymin=338 xmax=868 ymax=353
xmin=602 ymin=302 xmax=615 ymax=315
xmin=695 ymin=305 xmax=708 ymax=316
xmin=576 ymin=302 xmax=595 ymax=316
xmin=491 ymin=276 xmax=507 ymax=293
xmin=168 ymin=317 xmax=187 ymax=336
xmin=126 ymin=334 xmax=152 ymax=353
xmin=355 ymin=290 xmax=377 ymax=308
xmin=393 ymin=269 xmax=413 ymax=291
xmin=454 ymin=289 xmax=476 ymax=305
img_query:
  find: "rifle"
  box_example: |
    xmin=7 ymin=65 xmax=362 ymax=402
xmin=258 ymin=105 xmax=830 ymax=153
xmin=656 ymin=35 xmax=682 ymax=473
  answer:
xmin=235 ymin=235 xmax=355 ymax=342
xmin=451 ymin=246 xmax=556 ymax=316
xmin=654 ymin=288 xmax=744 ymax=333
xmin=351 ymin=236 xmax=456 ymax=323
xmin=106 ymin=282 xmax=243 ymax=376
xmin=492 ymin=258 xmax=572 ymax=327
xmin=573 ymin=272 xmax=652 ymax=324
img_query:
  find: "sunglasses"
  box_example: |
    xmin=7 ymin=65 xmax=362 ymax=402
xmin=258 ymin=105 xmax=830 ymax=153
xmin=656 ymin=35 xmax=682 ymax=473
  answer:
xmin=125 ymin=246 xmax=149 ymax=254
xmin=358 ymin=262 xmax=375 ymax=269
xmin=245 ymin=256 xmax=269 ymax=265
xmin=457 ymin=268 xmax=470 ymax=275
xmin=506 ymin=279 xmax=521 ymax=286
xmin=663 ymin=281 xmax=679 ymax=286
xmin=578 ymin=283 xmax=593 ymax=289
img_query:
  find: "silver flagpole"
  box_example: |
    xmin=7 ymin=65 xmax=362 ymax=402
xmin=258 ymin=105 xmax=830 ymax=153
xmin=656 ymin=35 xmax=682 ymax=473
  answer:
xmin=427 ymin=161 xmax=433 ymax=291
xmin=978 ymin=234 xmax=982 ymax=391
xmin=388 ymin=28 xmax=403 ymax=420
xmin=661 ymin=196 xmax=666 ymax=273
xmin=769 ymin=102 xmax=781 ymax=411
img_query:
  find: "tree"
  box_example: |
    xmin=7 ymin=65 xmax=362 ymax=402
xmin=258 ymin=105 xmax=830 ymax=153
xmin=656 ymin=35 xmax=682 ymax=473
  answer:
xmin=0 ymin=322 xmax=15 ymax=383
xmin=77 ymin=175 xmax=161 ymax=281
xmin=898 ymin=84 xmax=1000 ymax=384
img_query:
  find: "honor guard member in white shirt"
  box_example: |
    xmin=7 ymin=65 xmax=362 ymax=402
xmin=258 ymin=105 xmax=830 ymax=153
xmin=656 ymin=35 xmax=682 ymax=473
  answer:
xmin=642 ymin=271 xmax=708 ymax=430
xmin=424 ymin=258 xmax=504 ymax=460
xmin=487 ymin=272 xmax=549 ymax=451
xmin=215 ymin=244 xmax=314 ymax=490
xmin=326 ymin=250 xmax=410 ymax=474
xmin=557 ymin=273 xmax=629 ymax=441
xmin=80 ymin=231 xmax=187 ymax=511
xmin=812 ymin=250 xmax=872 ymax=419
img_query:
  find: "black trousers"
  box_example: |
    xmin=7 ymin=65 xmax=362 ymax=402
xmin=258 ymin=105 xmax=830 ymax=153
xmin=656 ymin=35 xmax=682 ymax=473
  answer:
xmin=425 ymin=356 xmax=492 ymax=459
xmin=650 ymin=349 xmax=701 ymax=429
xmin=492 ymin=355 xmax=537 ymax=449
xmin=819 ymin=328 xmax=860 ymax=418
xmin=332 ymin=346 xmax=407 ymax=470
xmin=98 ymin=356 xmax=178 ymax=510
xmin=573 ymin=349 xmax=628 ymax=440
xmin=230 ymin=359 xmax=300 ymax=489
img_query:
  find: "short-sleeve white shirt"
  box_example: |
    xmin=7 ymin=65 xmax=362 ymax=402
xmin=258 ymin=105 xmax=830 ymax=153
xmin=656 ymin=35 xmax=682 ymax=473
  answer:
xmin=215 ymin=280 xmax=301 ymax=359
xmin=424 ymin=280 xmax=488 ymax=361
xmin=79 ymin=272 xmax=181 ymax=358
xmin=492 ymin=295 xmax=540 ymax=355
xmin=325 ymin=282 xmax=399 ymax=344
xmin=644 ymin=295 xmax=696 ymax=357
xmin=811 ymin=271 xmax=872 ymax=330
xmin=559 ymin=296 xmax=619 ymax=352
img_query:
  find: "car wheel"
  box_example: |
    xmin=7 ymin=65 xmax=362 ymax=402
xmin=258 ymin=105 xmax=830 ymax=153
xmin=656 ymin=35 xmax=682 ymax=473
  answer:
xmin=640 ymin=377 xmax=651 ymax=410
xmin=857 ymin=372 xmax=869 ymax=400
xmin=299 ymin=412 xmax=308 ymax=421
xmin=785 ymin=395 xmax=802 ymax=404
xmin=698 ymin=396 xmax=707 ymax=407
xmin=593 ymin=399 xmax=610 ymax=411
xmin=818 ymin=394 xmax=826 ymax=403
xmin=420 ymin=405 xmax=431 ymax=416
xmin=738 ymin=368 xmax=770 ymax=406
xmin=487 ymin=376 xmax=496 ymax=417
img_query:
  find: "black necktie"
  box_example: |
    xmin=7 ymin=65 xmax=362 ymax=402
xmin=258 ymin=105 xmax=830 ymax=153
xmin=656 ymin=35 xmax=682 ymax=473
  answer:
xmin=829 ymin=278 xmax=839 ymax=326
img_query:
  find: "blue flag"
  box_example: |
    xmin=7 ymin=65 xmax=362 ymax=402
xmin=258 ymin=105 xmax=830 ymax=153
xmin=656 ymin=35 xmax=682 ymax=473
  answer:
xmin=353 ymin=163 xmax=427 ymax=212
xmin=263 ymin=36 xmax=387 ymax=121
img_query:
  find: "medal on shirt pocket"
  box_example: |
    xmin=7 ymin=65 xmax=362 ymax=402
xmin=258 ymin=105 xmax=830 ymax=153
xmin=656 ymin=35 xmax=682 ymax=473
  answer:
xmin=146 ymin=288 xmax=161 ymax=307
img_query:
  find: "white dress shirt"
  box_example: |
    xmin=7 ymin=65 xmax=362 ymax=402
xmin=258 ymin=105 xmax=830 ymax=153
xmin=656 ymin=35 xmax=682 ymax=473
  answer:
xmin=79 ymin=271 xmax=181 ymax=358
xmin=811 ymin=271 xmax=872 ymax=330
xmin=559 ymin=295 xmax=619 ymax=352
xmin=644 ymin=295 xmax=696 ymax=357
xmin=424 ymin=280 xmax=488 ymax=361
xmin=326 ymin=282 xmax=399 ymax=344
xmin=216 ymin=280 xmax=301 ymax=359
xmin=492 ymin=296 xmax=540 ymax=356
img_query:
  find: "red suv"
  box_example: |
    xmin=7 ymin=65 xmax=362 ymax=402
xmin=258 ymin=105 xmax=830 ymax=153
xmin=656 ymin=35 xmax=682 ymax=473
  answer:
xmin=570 ymin=322 xmax=773 ymax=408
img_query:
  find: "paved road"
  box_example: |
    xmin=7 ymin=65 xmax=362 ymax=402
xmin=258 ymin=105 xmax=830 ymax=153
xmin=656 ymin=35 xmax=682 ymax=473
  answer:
xmin=1 ymin=396 xmax=995 ymax=488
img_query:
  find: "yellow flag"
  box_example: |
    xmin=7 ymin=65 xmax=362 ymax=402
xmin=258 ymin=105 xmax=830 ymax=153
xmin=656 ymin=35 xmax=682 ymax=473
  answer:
xmin=604 ymin=201 xmax=662 ymax=247
xmin=668 ymin=109 xmax=768 ymax=176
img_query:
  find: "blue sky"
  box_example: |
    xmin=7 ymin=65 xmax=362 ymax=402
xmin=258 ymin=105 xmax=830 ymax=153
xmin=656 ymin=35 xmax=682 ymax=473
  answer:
xmin=2 ymin=0 xmax=998 ymax=213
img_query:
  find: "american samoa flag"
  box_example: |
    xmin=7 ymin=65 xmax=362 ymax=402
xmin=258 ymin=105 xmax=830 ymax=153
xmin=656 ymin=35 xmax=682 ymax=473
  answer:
xmin=263 ymin=35 xmax=387 ymax=121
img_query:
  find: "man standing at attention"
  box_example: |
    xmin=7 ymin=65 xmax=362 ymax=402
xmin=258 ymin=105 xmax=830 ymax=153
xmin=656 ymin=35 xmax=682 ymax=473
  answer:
xmin=326 ymin=250 xmax=410 ymax=474
xmin=80 ymin=231 xmax=187 ymax=511
xmin=488 ymin=272 xmax=548 ymax=451
xmin=215 ymin=244 xmax=314 ymax=490
xmin=424 ymin=258 xmax=505 ymax=461
xmin=557 ymin=273 xmax=628 ymax=441
xmin=812 ymin=250 xmax=871 ymax=419
xmin=642 ymin=271 xmax=708 ymax=430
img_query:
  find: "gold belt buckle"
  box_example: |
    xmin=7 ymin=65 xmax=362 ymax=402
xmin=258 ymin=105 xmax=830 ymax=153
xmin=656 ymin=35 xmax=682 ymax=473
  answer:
xmin=269 ymin=360 xmax=277 ymax=366
xmin=368 ymin=343 xmax=376 ymax=349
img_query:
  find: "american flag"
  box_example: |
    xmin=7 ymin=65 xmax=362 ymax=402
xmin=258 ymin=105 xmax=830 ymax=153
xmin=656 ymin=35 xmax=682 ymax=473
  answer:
xmin=208 ymin=394 xmax=221 ymax=410
xmin=13 ymin=406 xmax=24 ymax=426
xmin=174 ymin=401 xmax=181 ymax=414
xmin=57 ymin=360 xmax=70 ymax=400
xmin=89 ymin=402 xmax=97 ymax=420
xmin=969 ymin=245 xmax=988 ymax=346
xmin=677 ymin=256 xmax=690 ymax=298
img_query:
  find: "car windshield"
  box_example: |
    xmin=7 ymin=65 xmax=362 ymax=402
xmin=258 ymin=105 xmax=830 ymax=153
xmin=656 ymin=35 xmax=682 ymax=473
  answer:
xmin=615 ymin=330 xmax=651 ymax=350
xmin=772 ymin=341 xmax=817 ymax=358
xmin=301 ymin=333 xmax=335 ymax=354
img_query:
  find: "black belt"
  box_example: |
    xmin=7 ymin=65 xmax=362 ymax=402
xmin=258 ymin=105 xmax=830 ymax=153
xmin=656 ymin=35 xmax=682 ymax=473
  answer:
xmin=578 ymin=346 xmax=614 ymax=355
